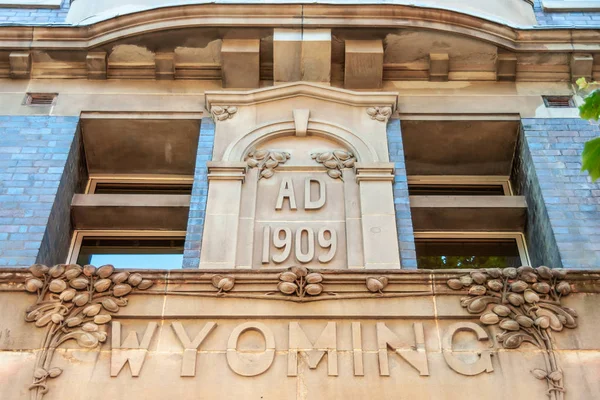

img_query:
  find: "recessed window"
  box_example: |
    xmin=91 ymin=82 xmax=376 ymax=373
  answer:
xmin=542 ymin=96 xmax=575 ymax=109
xmin=24 ymin=93 xmax=57 ymax=107
xmin=408 ymin=176 xmax=512 ymax=196
xmin=415 ymin=233 xmax=529 ymax=269
xmin=68 ymin=231 xmax=185 ymax=269
xmin=86 ymin=176 xmax=193 ymax=195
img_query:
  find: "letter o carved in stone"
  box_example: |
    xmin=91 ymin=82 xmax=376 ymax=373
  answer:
xmin=226 ymin=322 xmax=276 ymax=377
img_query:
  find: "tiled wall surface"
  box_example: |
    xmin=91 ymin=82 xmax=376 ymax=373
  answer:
xmin=387 ymin=119 xmax=417 ymax=269
xmin=182 ymin=118 xmax=213 ymax=269
xmin=533 ymin=0 xmax=600 ymax=26
xmin=0 ymin=115 xmax=79 ymax=268
xmin=521 ymin=118 xmax=600 ymax=269
xmin=0 ymin=0 xmax=69 ymax=24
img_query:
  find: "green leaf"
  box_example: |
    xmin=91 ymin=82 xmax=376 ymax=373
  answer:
xmin=579 ymin=90 xmax=600 ymax=121
xmin=577 ymin=77 xmax=589 ymax=90
xmin=581 ymin=137 xmax=600 ymax=181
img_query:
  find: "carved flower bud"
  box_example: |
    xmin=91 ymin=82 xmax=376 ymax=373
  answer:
xmin=94 ymin=314 xmax=112 ymax=324
xmin=317 ymin=152 xmax=333 ymax=162
xmin=563 ymin=307 xmax=578 ymax=318
xmin=517 ymin=265 xmax=535 ymax=274
xmin=114 ymin=297 xmax=128 ymax=307
xmin=468 ymin=285 xmax=486 ymax=296
xmin=137 ymin=280 xmax=153 ymax=290
xmin=83 ymin=265 xmax=96 ymax=277
xmin=33 ymin=368 xmax=47 ymax=379
xmin=48 ymin=368 xmax=62 ymax=378
xmin=334 ymin=150 xmax=351 ymax=160
xmin=112 ymin=271 xmax=130 ymax=284
xmin=487 ymin=279 xmax=503 ymax=292
xmin=49 ymin=279 xmax=67 ymax=293
xmin=556 ymin=281 xmax=571 ymax=295
xmin=69 ymin=277 xmax=89 ymax=290
xmin=73 ymin=292 xmax=90 ymax=307
xmin=549 ymin=371 xmax=563 ymax=382
xmin=291 ymin=266 xmax=308 ymax=278
xmin=113 ymin=283 xmax=132 ymax=297
xmin=82 ymin=322 xmax=99 ymax=332
xmin=535 ymin=316 xmax=551 ymax=329
xmin=261 ymin=169 xmax=274 ymax=179
xmin=94 ymin=278 xmax=112 ymax=293
xmin=510 ymin=280 xmax=528 ymax=293
xmin=83 ymin=304 xmax=101 ymax=317
xmin=447 ymin=279 xmax=463 ymax=290
xmin=520 ymin=272 xmax=538 ymax=284
xmin=101 ymin=298 xmax=119 ymax=312
xmin=507 ymin=293 xmax=525 ymax=306
xmin=96 ymin=264 xmax=114 ymax=279
xmin=532 ymin=282 xmax=551 ymax=294
xmin=470 ymin=272 xmax=487 ymax=285
xmin=306 ymin=273 xmax=323 ymax=284
xmin=531 ymin=369 xmax=548 ymax=380
xmin=280 ymin=271 xmax=297 ymax=282
xmin=252 ymin=149 xmax=269 ymax=160
xmin=59 ymin=288 xmax=76 ymax=302
xmin=35 ymin=313 xmax=54 ymax=328
xmin=366 ymin=277 xmax=385 ymax=293
xmin=128 ymin=273 xmax=143 ymax=287
xmin=486 ymin=268 xmax=502 ymax=279
xmin=524 ymin=289 xmax=540 ymax=304
xmin=29 ymin=264 xmax=49 ymax=278
xmin=64 ymin=265 xmax=82 ymax=280
xmin=499 ymin=319 xmax=520 ymax=331
xmin=51 ymin=313 xmax=64 ymax=324
xmin=278 ymin=281 xmax=298 ymax=295
xmin=66 ymin=316 xmax=83 ymax=327
xmin=305 ymin=283 xmax=323 ymax=296
xmin=327 ymin=169 xmax=342 ymax=179
xmin=515 ymin=315 xmax=534 ymax=328
xmin=536 ymin=266 xmax=553 ymax=279
xmin=25 ymin=278 xmax=44 ymax=293
xmin=217 ymin=277 xmax=235 ymax=292
xmin=247 ymin=158 xmax=259 ymax=168
xmin=459 ymin=275 xmax=473 ymax=287
xmin=493 ymin=305 xmax=511 ymax=317
xmin=265 ymin=159 xmax=279 ymax=170
xmin=552 ymin=269 xmax=567 ymax=279
xmin=480 ymin=313 xmax=500 ymax=325
xmin=343 ymin=159 xmax=355 ymax=168
xmin=502 ymin=268 xmax=518 ymax=279
xmin=49 ymin=264 xmax=66 ymax=278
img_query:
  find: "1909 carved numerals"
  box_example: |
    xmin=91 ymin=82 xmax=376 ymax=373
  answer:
xmin=262 ymin=226 xmax=337 ymax=264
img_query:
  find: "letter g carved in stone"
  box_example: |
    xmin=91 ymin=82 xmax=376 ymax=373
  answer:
xmin=442 ymin=322 xmax=494 ymax=376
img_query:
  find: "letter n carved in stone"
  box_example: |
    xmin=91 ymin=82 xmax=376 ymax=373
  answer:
xmin=377 ymin=322 xmax=429 ymax=376
xmin=111 ymin=321 xmax=158 ymax=377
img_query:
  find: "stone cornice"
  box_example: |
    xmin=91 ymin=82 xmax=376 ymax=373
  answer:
xmin=0 ymin=4 xmax=598 ymax=51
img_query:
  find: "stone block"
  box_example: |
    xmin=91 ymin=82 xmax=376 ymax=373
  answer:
xmin=86 ymin=52 xmax=107 ymax=80
xmin=429 ymin=53 xmax=449 ymax=82
xmin=221 ymin=39 xmax=260 ymax=88
xmin=301 ymin=29 xmax=331 ymax=83
xmin=344 ymin=40 xmax=384 ymax=89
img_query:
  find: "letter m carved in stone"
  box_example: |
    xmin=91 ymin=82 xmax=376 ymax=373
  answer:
xmin=288 ymin=322 xmax=338 ymax=376
xmin=111 ymin=321 xmax=158 ymax=377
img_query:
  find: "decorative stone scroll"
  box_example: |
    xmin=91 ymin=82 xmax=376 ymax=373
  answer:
xmin=447 ymin=266 xmax=577 ymax=400
xmin=23 ymin=264 xmax=153 ymax=400
xmin=366 ymin=106 xmax=392 ymax=122
xmin=311 ymin=150 xmax=356 ymax=180
xmin=245 ymin=149 xmax=291 ymax=179
xmin=210 ymin=105 xmax=237 ymax=121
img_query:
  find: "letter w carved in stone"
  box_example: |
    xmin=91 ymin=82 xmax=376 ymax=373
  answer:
xmin=288 ymin=322 xmax=337 ymax=376
xmin=111 ymin=321 xmax=158 ymax=377
xmin=377 ymin=322 xmax=429 ymax=376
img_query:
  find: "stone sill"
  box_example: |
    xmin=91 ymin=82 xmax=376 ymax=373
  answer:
xmin=543 ymin=1 xmax=600 ymax=12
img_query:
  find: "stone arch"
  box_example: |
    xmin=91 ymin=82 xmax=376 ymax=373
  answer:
xmin=222 ymin=119 xmax=380 ymax=163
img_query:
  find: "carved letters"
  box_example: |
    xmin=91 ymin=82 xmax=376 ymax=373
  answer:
xmin=226 ymin=322 xmax=276 ymax=377
xmin=111 ymin=321 xmax=158 ymax=377
xmin=288 ymin=322 xmax=338 ymax=376
xmin=442 ymin=322 xmax=494 ymax=376
xmin=377 ymin=322 xmax=429 ymax=376
xmin=172 ymin=322 xmax=217 ymax=377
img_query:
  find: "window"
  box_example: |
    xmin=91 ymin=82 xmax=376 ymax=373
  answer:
xmin=68 ymin=231 xmax=186 ymax=270
xmin=86 ymin=176 xmax=193 ymax=195
xmin=414 ymin=232 xmax=530 ymax=269
xmin=408 ymin=176 xmax=512 ymax=196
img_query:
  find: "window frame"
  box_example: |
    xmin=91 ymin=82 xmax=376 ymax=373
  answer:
xmin=413 ymin=231 xmax=531 ymax=268
xmin=66 ymin=230 xmax=187 ymax=266
xmin=85 ymin=174 xmax=194 ymax=194
xmin=407 ymin=175 xmax=513 ymax=196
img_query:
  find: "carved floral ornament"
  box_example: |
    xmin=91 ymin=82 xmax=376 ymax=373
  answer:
xmin=366 ymin=106 xmax=392 ymax=122
xmin=311 ymin=150 xmax=356 ymax=180
xmin=447 ymin=266 xmax=576 ymax=400
xmin=245 ymin=149 xmax=291 ymax=179
xmin=23 ymin=264 xmax=154 ymax=400
xmin=210 ymin=105 xmax=237 ymax=121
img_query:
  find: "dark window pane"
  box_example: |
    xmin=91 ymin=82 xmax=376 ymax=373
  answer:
xmin=416 ymin=238 xmax=521 ymax=269
xmin=76 ymin=237 xmax=184 ymax=269
xmin=93 ymin=183 xmax=192 ymax=195
xmin=409 ymin=184 xmax=506 ymax=196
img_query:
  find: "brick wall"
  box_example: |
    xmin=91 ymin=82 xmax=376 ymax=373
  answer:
xmin=387 ymin=119 xmax=417 ymax=269
xmin=0 ymin=0 xmax=69 ymax=24
xmin=0 ymin=115 xmax=79 ymax=267
xmin=521 ymin=118 xmax=600 ymax=269
xmin=182 ymin=118 xmax=213 ymax=269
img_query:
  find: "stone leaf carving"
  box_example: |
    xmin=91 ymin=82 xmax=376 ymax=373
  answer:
xmin=311 ymin=150 xmax=356 ymax=180
xmin=278 ymin=266 xmax=323 ymax=297
xmin=211 ymin=105 xmax=237 ymax=121
xmin=211 ymin=275 xmax=235 ymax=294
xmin=366 ymin=106 xmax=392 ymax=122
xmin=366 ymin=276 xmax=389 ymax=293
xmin=246 ymin=148 xmax=290 ymax=179
xmin=24 ymin=264 xmax=153 ymax=400
xmin=447 ymin=266 xmax=576 ymax=400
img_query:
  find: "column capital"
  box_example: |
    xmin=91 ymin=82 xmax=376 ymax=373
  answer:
xmin=207 ymin=161 xmax=247 ymax=182
xmin=355 ymin=163 xmax=395 ymax=182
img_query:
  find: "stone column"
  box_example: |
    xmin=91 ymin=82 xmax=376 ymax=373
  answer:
xmin=355 ymin=163 xmax=401 ymax=269
xmin=199 ymin=162 xmax=247 ymax=269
